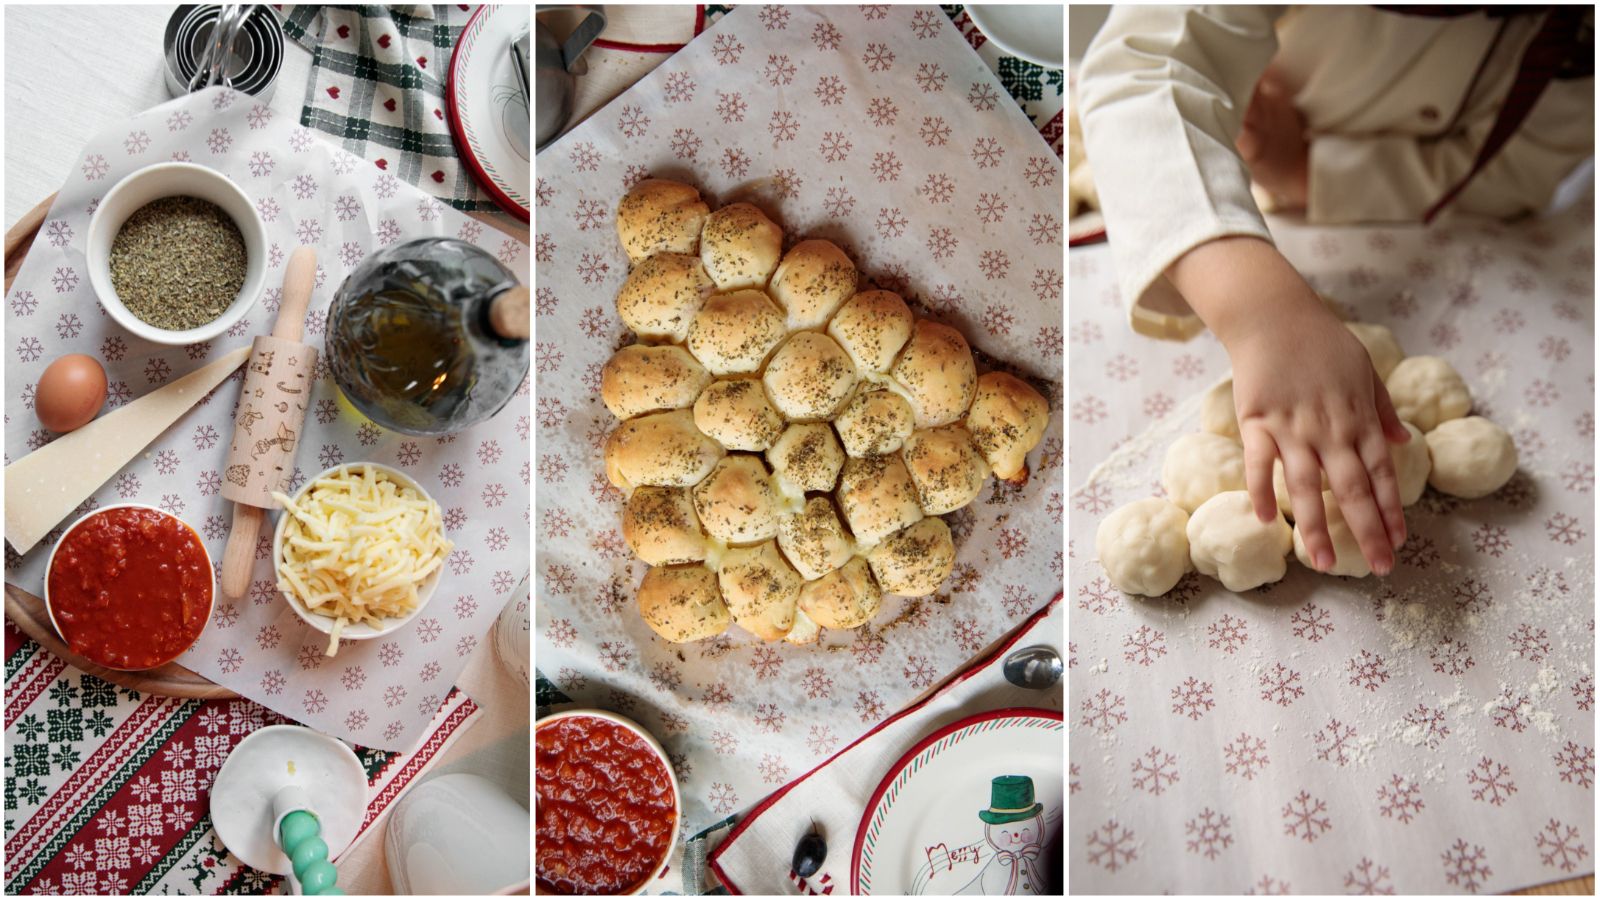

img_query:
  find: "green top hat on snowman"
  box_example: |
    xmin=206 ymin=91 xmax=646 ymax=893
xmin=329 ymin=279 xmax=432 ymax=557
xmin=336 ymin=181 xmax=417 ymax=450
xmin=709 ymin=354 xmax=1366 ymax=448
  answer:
xmin=978 ymin=775 xmax=1043 ymax=825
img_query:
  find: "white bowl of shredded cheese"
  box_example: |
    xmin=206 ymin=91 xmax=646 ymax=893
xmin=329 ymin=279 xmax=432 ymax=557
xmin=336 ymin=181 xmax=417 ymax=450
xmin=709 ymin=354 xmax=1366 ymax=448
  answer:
xmin=273 ymin=462 xmax=453 ymax=656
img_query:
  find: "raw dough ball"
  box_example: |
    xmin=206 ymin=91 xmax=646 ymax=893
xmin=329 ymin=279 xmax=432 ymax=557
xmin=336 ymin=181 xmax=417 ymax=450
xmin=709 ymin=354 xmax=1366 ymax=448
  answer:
xmin=1292 ymin=491 xmax=1371 ymax=577
xmin=1095 ymin=498 xmax=1190 ymax=597
xmin=1200 ymin=378 xmax=1238 ymax=440
xmin=1393 ymin=422 xmax=1431 ymax=505
xmin=1385 ymin=356 xmax=1471 ymax=432
xmin=1161 ymin=432 xmax=1246 ymax=513
xmin=1346 ymin=322 xmax=1405 ymax=380
xmin=1186 ymin=491 xmax=1292 ymax=592
xmin=1425 ymin=416 xmax=1517 ymax=498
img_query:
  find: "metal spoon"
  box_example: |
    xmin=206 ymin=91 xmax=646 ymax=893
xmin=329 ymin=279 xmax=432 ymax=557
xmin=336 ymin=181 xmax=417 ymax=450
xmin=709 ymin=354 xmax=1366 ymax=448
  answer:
xmin=1002 ymin=645 xmax=1063 ymax=690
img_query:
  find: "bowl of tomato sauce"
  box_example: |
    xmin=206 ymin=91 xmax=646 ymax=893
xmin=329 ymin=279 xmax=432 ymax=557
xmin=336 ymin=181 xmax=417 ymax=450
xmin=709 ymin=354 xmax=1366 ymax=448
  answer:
xmin=45 ymin=504 xmax=214 ymax=671
xmin=535 ymin=710 xmax=680 ymax=895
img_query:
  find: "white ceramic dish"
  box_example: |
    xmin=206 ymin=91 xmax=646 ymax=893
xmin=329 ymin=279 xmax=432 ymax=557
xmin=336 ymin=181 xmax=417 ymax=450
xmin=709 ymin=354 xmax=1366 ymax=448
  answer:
xmin=85 ymin=161 xmax=268 ymax=345
xmin=534 ymin=709 xmax=681 ymax=895
xmin=272 ymin=462 xmax=445 ymax=645
xmin=448 ymin=5 xmax=531 ymax=221
xmin=44 ymin=503 xmax=215 ymax=670
xmin=966 ymin=4 xmax=1065 ymax=69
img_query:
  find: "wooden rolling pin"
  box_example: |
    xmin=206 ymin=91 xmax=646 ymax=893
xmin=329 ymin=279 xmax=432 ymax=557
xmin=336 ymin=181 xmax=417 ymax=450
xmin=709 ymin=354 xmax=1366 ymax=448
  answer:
xmin=219 ymin=247 xmax=317 ymax=598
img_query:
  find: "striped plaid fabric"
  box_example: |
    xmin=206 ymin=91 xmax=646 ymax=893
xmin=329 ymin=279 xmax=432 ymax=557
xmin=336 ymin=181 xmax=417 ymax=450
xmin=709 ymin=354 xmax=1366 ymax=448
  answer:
xmin=281 ymin=4 xmax=500 ymax=212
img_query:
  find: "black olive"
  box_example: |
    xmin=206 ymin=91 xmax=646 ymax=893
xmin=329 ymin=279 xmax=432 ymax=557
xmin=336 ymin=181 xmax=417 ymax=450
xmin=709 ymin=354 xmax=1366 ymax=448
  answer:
xmin=793 ymin=827 xmax=827 ymax=878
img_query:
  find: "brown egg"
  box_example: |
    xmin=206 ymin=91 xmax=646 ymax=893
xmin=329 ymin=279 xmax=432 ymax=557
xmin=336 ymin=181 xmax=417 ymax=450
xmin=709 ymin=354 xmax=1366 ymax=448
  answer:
xmin=35 ymin=354 xmax=107 ymax=433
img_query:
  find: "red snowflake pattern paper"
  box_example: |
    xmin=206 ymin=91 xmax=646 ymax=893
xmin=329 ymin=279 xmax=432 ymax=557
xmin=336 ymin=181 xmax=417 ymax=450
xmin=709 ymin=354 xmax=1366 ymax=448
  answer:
xmin=1069 ymin=186 xmax=1595 ymax=891
xmin=3 ymin=88 xmax=529 ymax=752
xmin=535 ymin=5 xmax=1063 ymax=831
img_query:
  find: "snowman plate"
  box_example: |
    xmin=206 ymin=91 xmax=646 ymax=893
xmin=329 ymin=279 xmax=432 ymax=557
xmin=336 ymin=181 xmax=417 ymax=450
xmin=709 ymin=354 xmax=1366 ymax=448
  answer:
xmin=852 ymin=708 xmax=1063 ymax=895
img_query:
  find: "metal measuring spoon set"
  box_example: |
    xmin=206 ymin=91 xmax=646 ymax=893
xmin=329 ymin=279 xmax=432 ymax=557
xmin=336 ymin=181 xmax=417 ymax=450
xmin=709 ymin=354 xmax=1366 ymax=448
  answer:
xmin=163 ymin=4 xmax=285 ymax=100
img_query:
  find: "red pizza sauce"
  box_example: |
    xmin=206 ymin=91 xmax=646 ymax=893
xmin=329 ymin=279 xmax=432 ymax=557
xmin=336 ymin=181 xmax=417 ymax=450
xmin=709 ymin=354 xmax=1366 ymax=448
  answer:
xmin=536 ymin=714 xmax=677 ymax=895
xmin=47 ymin=506 xmax=212 ymax=670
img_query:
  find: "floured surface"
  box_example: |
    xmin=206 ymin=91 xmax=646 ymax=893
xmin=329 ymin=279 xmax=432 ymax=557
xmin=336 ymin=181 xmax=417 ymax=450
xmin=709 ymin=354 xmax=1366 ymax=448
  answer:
xmin=1068 ymin=187 xmax=1595 ymax=893
xmin=534 ymin=5 xmax=1064 ymax=832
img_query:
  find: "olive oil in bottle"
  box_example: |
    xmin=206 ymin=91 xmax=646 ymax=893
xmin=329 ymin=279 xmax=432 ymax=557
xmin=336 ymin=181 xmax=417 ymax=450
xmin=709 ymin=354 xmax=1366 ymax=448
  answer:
xmin=325 ymin=238 xmax=528 ymax=436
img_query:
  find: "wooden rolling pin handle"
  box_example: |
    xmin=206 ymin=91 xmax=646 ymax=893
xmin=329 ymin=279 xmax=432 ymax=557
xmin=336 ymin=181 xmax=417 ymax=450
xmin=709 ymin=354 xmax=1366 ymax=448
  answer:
xmin=275 ymin=247 xmax=317 ymax=343
xmin=220 ymin=504 xmax=264 ymax=598
xmin=489 ymin=286 xmax=529 ymax=340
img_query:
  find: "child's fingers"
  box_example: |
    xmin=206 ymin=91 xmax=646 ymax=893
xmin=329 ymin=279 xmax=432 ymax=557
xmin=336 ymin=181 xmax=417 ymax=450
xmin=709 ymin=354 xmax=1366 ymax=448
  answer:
xmin=1241 ymin=425 xmax=1281 ymax=523
xmin=1236 ymin=121 xmax=1263 ymax=162
xmin=1372 ymin=374 xmax=1412 ymax=444
xmin=1325 ymin=450 xmax=1396 ymax=577
xmin=1360 ymin=430 xmax=1407 ymax=550
xmin=1281 ymin=445 xmax=1334 ymax=571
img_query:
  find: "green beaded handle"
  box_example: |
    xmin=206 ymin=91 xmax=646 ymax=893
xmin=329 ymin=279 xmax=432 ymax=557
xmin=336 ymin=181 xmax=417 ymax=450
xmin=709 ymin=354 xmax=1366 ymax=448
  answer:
xmin=279 ymin=810 xmax=344 ymax=895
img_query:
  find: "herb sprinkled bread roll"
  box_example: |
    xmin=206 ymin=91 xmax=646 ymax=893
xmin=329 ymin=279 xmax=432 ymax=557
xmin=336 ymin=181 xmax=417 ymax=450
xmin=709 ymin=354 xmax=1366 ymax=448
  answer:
xmin=763 ymin=332 xmax=859 ymax=421
xmin=686 ymin=289 xmax=787 ymax=375
xmin=836 ymin=453 xmax=923 ymax=546
xmin=717 ymin=541 xmax=802 ymax=640
xmin=604 ymin=409 xmax=725 ymax=491
xmin=835 ymin=388 xmax=915 ymax=457
xmin=767 ymin=423 xmax=845 ymax=492
xmin=798 ymin=557 xmax=881 ymax=629
xmin=700 ymin=202 xmax=784 ymax=290
xmin=616 ymin=179 xmax=710 ymax=263
xmin=600 ymin=344 xmax=711 ymax=420
xmin=867 ymin=516 xmax=956 ymax=597
xmin=615 ymin=252 xmax=714 ymax=343
xmin=891 ymin=320 xmax=977 ymax=428
xmin=622 ymin=486 xmax=709 ymax=565
xmin=966 ymin=372 xmax=1049 ymax=483
xmin=902 ymin=424 xmax=992 ymax=515
xmin=769 ymin=239 xmax=857 ymax=331
xmin=828 ymin=289 xmax=913 ymax=374
xmin=693 ymin=378 xmax=785 ymax=451
xmin=777 ymin=496 xmax=855 ymax=580
xmin=638 ymin=564 xmax=729 ymax=643
xmin=692 ymin=454 xmax=782 ymax=544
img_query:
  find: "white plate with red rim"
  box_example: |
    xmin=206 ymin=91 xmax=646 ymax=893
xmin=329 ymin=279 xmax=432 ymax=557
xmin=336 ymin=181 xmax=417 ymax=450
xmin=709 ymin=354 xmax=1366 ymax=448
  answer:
xmin=448 ymin=5 xmax=531 ymax=222
xmin=852 ymin=708 xmax=1063 ymax=895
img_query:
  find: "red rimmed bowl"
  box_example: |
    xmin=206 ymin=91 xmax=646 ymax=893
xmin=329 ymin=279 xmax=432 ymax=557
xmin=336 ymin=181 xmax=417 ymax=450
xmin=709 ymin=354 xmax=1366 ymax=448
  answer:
xmin=44 ymin=504 xmax=214 ymax=671
xmin=535 ymin=709 xmax=680 ymax=896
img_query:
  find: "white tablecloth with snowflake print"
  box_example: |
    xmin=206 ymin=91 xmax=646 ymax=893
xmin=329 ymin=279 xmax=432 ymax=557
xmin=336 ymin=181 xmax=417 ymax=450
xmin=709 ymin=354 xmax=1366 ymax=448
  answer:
xmin=1067 ymin=179 xmax=1596 ymax=893
xmin=534 ymin=3 xmax=1064 ymax=835
xmin=3 ymin=87 xmax=529 ymax=753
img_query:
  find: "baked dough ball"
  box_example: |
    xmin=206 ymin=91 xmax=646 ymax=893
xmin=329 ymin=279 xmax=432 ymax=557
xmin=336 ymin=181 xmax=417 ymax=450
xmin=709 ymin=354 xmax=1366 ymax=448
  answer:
xmin=966 ymin=372 xmax=1049 ymax=482
xmin=1272 ymin=459 xmax=1329 ymax=518
xmin=717 ymin=541 xmax=802 ymax=640
xmin=1201 ymin=378 xmax=1238 ymax=440
xmin=1292 ymin=490 xmax=1371 ymax=577
xmin=836 ymin=388 xmax=915 ymax=457
xmin=617 ymin=179 xmax=710 ymax=263
xmin=891 ymin=320 xmax=977 ymax=428
xmin=638 ymin=565 xmax=729 ymax=643
xmin=686 ymin=290 xmax=787 ymax=375
xmin=693 ymin=378 xmax=784 ymax=451
xmin=1095 ymin=498 xmax=1190 ymax=597
xmin=867 ymin=517 xmax=956 ymax=597
xmin=768 ymin=423 xmax=846 ymax=492
xmin=763 ymin=332 xmax=858 ymax=421
xmin=777 ymin=496 xmax=854 ymax=580
xmin=692 ymin=454 xmax=781 ymax=544
xmin=1393 ymin=422 xmax=1431 ymax=505
xmin=1186 ymin=491 xmax=1292 ymax=592
xmin=798 ymin=557 xmax=881 ymax=629
xmin=827 ymin=289 xmax=913 ymax=373
xmin=1347 ymin=322 xmax=1404 ymax=380
xmin=1162 ymin=433 xmax=1246 ymax=513
xmin=1386 ymin=356 xmax=1471 ymax=432
xmin=769 ymin=239 xmax=857 ymax=331
xmin=902 ymin=425 xmax=991 ymax=515
xmin=600 ymin=344 xmax=711 ymax=420
xmin=622 ymin=486 xmax=708 ymax=565
xmin=605 ymin=410 xmax=724 ymax=490
xmin=837 ymin=453 xmax=923 ymax=546
xmin=784 ymin=607 xmax=821 ymax=645
xmin=615 ymin=252 xmax=714 ymax=343
xmin=1425 ymin=416 xmax=1517 ymax=498
xmin=700 ymin=202 xmax=783 ymax=290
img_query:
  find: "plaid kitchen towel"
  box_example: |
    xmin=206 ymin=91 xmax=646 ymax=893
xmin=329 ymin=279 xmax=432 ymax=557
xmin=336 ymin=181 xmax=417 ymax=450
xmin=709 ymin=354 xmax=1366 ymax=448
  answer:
xmin=281 ymin=4 xmax=501 ymax=212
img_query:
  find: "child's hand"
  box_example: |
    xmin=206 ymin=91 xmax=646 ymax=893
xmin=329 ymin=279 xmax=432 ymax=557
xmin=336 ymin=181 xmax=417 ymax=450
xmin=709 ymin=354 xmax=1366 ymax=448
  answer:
xmin=1236 ymin=69 xmax=1309 ymax=210
xmin=1169 ymin=237 xmax=1411 ymax=575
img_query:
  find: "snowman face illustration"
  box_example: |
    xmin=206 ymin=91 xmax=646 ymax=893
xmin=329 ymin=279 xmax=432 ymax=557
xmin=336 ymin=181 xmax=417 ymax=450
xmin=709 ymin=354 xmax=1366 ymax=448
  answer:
xmin=985 ymin=814 xmax=1043 ymax=851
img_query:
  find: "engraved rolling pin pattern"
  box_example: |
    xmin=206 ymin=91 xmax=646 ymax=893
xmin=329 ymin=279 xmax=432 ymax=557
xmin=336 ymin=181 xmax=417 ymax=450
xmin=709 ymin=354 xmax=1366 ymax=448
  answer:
xmin=219 ymin=248 xmax=318 ymax=598
xmin=603 ymin=180 xmax=1052 ymax=645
